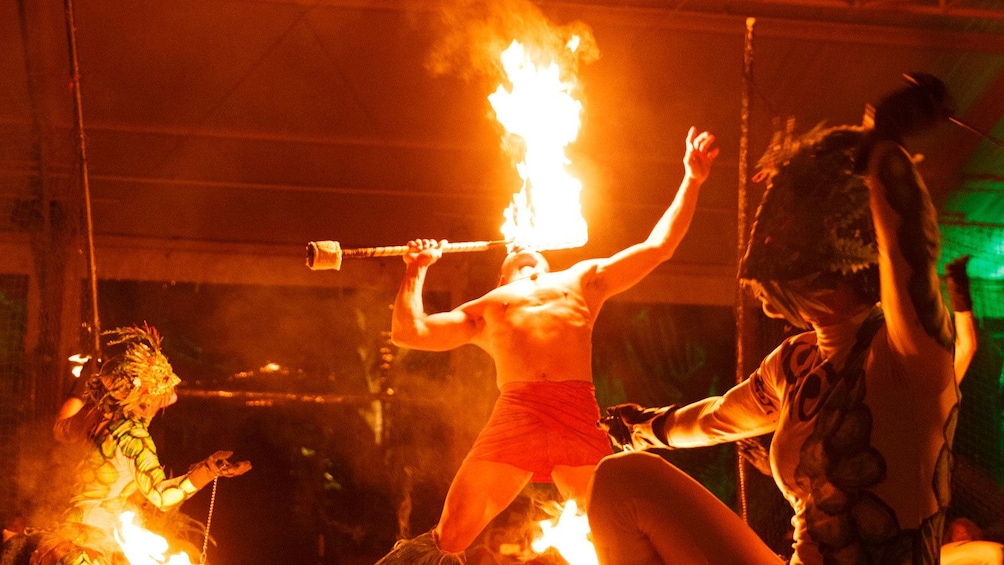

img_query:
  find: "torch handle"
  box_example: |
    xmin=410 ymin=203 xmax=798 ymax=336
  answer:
xmin=347 ymin=240 xmax=505 ymax=258
xmin=307 ymin=239 xmax=508 ymax=270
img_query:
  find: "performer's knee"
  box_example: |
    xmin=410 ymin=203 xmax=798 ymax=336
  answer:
xmin=434 ymin=523 xmax=472 ymax=555
xmin=594 ymin=451 xmax=664 ymax=492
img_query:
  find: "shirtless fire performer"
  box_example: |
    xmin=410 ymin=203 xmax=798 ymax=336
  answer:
xmin=591 ymin=74 xmax=958 ymax=564
xmin=375 ymin=126 xmax=719 ymax=564
xmin=29 ymin=324 xmax=251 ymax=565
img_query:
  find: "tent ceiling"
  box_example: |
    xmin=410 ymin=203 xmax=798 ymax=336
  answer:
xmin=2 ymin=0 xmax=1002 ymax=287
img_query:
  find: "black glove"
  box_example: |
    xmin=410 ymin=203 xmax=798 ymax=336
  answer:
xmin=946 ymin=255 xmax=973 ymax=312
xmin=598 ymin=403 xmax=675 ymax=452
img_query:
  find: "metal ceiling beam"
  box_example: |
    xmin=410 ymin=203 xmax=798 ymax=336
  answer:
xmin=738 ymin=0 xmax=1004 ymax=22
xmin=227 ymin=0 xmax=1004 ymax=27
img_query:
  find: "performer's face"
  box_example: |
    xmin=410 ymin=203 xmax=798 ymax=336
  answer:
xmin=759 ymin=296 xmax=785 ymax=320
xmin=498 ymin=248 xmax=550 ymax=286
xmin=752 ymin=275 xmax=820 ymax=328
xmin=756 ymin=273 xmax=867 ymax=328
xmin=135 ymin=389 xmax=178 ymax=420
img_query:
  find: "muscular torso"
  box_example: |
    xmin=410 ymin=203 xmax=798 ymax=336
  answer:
xmin=467 ymin=266 xmax=599 ymax=388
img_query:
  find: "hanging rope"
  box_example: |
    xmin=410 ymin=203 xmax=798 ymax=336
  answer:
xmin=735 ymin=15 xmax=756 ymax=526
xmin=62 ymin=0 xmax=102 ymax=358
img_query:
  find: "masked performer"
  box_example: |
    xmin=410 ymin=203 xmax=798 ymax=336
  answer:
xmin=737 ymin=258 xmax=980 ymax=519
xmin=31 ymin=324 xmax=251 ymax=565
xmin=591 ymin=74 xmax=958 ymax=565
xmin=376 ymin=127 xmax=719 ymax=564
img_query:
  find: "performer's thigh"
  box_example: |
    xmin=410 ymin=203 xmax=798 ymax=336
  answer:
xmin=552 ymin=464 xmax=597 ymax=508
xmin=437 ymin=459 xmax=532 ymax=551
xmin=588 ymin=451 xmax=781 ymax=565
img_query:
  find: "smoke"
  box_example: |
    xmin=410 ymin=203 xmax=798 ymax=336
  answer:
xmin=424 ymin=0 xmax=599 ymax=85
xmin=92 ymin=279 xmax=507 ymax=542
xmin=8 ymin=420 xmax=82 ymax=530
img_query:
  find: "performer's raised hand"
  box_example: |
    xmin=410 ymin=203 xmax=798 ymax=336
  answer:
xmin=404 ymin=239 xmax=445 ymax=268
xmin=598 ymin=403 xmax=675 ymax=451
xmin=683 ymin=126 xmax=719 ymax=184
xmin=946 ymin=255 xmax=973 ymax=312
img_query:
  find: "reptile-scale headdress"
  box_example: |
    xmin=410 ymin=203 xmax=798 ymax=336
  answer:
xmin=739 ymin=73 xmax=953 ymax=329
xmin=87 ymin=323 xmax=180 ymax=414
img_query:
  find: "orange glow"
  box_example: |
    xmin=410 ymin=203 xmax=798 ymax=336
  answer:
xmin=114 ymin=511 xmax=196 ymax=565
xmin=259 ymin=362 xmax=283 ymax=373
xmin=531 ymin=500 xmax=598 ymax=565
xmin=68 ymin=353 xmax=90 ymax=378
xmin=490 ymin=38 xmax=588 ymax=253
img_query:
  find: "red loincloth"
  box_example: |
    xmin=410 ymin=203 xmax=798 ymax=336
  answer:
xmin=464 ymin=380 xmax=613 ymax=482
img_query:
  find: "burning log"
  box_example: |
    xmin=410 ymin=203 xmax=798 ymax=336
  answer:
xmin=305 ymin=239 xmax=508 ymax=271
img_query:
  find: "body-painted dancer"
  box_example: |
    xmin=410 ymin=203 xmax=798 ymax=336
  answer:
xmin=30 ymin=325 xmax=251 ymax=565
xmin=591 ymin=75 xmax=958 ymax=565
xmin=377 ymin=127 xmax=718 ymax=564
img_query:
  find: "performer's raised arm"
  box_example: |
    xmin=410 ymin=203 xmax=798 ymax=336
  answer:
xmin=864 ymin=76 xmax=954 ymax=374
xmin=128 ymin=426 xmax=250 ymax=511
xmin=391 ymin=238 xmax=481 ymax=352
xmin=589 ymin=127 xmax=718 ymax=298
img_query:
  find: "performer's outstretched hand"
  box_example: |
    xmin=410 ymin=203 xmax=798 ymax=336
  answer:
xmin=188 ymin=450 xmax=252 ymax=489
xmin=205 ymin=450 xmax=252 ymax=478
xmin=598 ymin=403 xmax=675 ymax=452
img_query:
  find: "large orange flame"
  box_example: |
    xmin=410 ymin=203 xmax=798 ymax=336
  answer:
xmin=114 ymin=511 xmax=196 ymax=565
xmin=68 ymin=353 xmax=90 ymax=378
xmin=531 ymin=500 xmax=598 ymax=564
xmin=490 ymin=38 xmax=588 ymax=253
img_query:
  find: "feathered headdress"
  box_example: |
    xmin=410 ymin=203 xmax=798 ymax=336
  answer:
xmin=741 ymin=123 xmax=878 ymax=282
xmin=87 ymin=323 xmax=180 ymax=414
xmin=739 ymin=74 xmax=954 ymax=329
xmin=739 ymin=123 xmax=879 ymax=328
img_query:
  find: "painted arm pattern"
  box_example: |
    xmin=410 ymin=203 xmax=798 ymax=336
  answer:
xmin=868 ymin=142 xmax=953 ymax=355
xmin=110 ymin=417 xmax=199 ymax=512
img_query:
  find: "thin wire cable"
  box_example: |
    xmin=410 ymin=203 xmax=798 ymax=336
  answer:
xmin=146 ymin=2 xmax=320 ymax=177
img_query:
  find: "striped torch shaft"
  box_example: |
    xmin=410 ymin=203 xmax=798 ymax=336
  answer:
xmin=306 ymin=239 xmax=509 ymax=271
